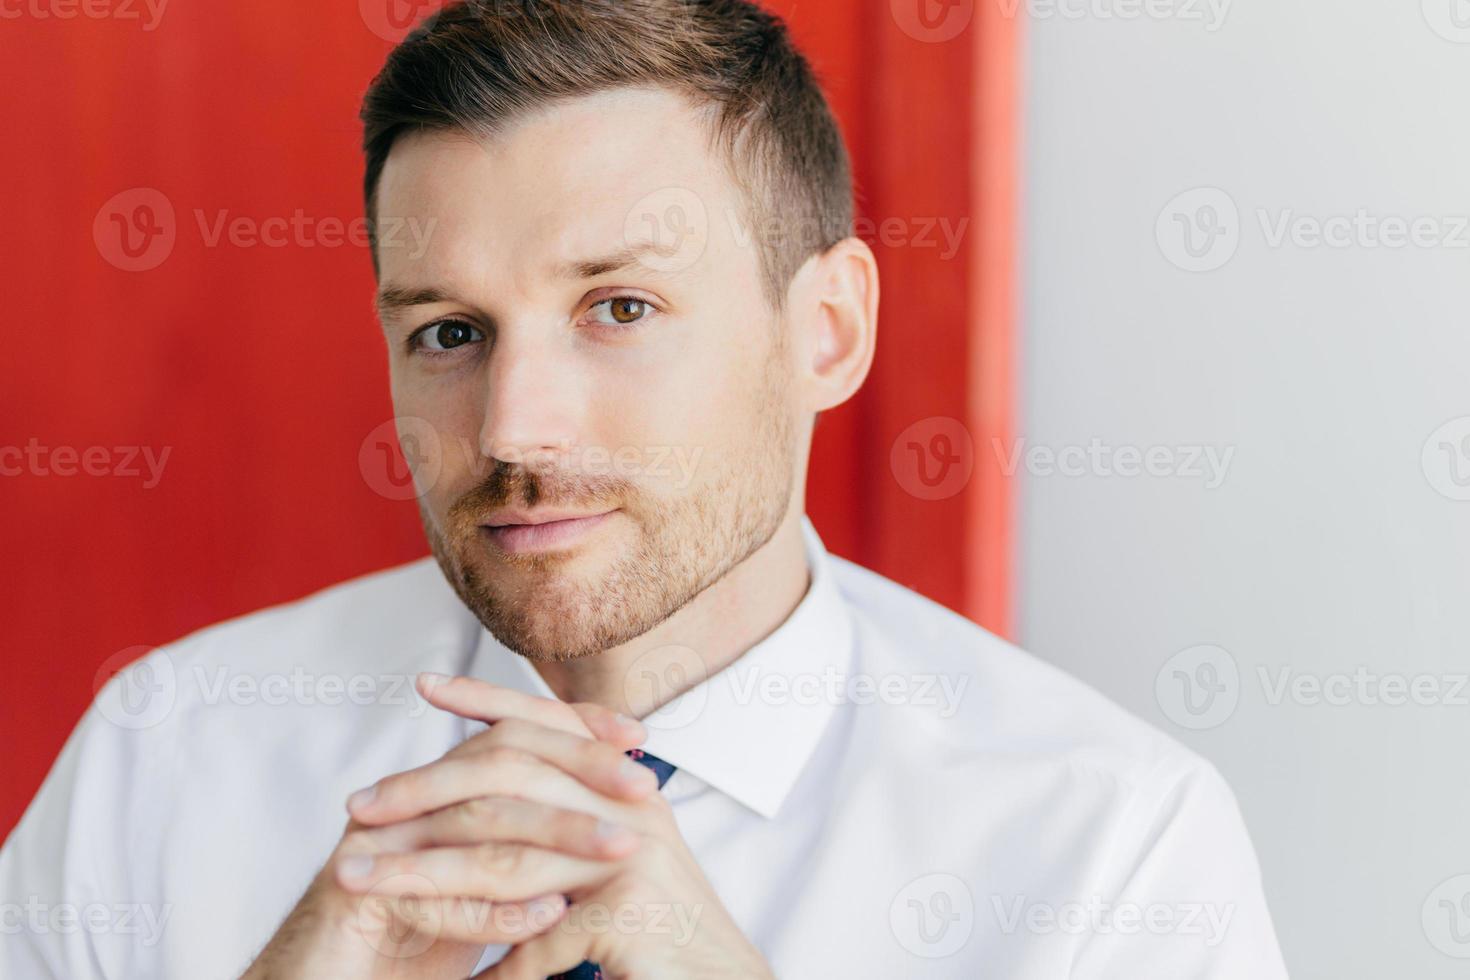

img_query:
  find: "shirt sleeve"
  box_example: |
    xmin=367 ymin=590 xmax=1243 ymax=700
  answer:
xmin=1071 ymin=756 xmax=1290 ymax=980
xmin=0 ymin=657 xmax=174 ymax=980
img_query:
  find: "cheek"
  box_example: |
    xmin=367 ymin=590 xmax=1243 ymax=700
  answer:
xmin=388 ymin=369 xmax=486 ymax=506
xmin=603 ymin=339 xmax=778 ymax=496
xmin=588 ymin=340 xmax=748 ymax=456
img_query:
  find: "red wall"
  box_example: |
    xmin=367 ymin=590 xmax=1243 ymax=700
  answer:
xmin=0 ymin=0 xmax=1016 ymax=839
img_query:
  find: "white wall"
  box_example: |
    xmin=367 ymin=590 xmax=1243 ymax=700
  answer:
xmin=1019 ymin=2 xmax=1470 ymax=976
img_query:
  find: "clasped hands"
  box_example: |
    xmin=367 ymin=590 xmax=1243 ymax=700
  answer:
xmin=259 ymin=673 xmax=773 ymax=980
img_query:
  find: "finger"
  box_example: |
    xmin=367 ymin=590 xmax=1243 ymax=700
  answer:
xmin=471 ymin=917 xmax=592 ymax=980
xmin=461 ymin=717 xmax=658 ymax=801
xmin=567 ymin=702 xmax=647 ymax=749
xmin=350 ymin=888 xmax=569 ymax=950
xmin=336 ymin=842 xmax=617 ymax=903
xmin=417 ymin=674 xmax=594 ymax=737
xmin=348 ymin=745 xmax=646 ymax=826
xmin=420 ymin=674 xmax=648 ymax=750
xmin=352 ymin=796 xmax=642 ymax=861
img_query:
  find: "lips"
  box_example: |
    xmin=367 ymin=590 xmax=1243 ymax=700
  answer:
xmin=483 ymin=506 xmax=611 ymax=528
xmin=480 ymin=509 xmax=616 ymax=555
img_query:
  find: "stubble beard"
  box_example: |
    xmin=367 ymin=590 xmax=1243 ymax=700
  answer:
xmin=421 ymin=352 xmax=795 ymax=663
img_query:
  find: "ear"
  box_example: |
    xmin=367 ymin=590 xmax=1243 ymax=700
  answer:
xmin=789 ymin=236 xmax=880 ymax=414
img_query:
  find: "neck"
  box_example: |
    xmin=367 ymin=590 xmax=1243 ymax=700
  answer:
xmin=531 ymin=509 xmax=813 ymax=715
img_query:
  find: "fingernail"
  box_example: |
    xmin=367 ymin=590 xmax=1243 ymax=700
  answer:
xmin=347 ymin=785 xmax=377 ymax=811
xmin=418 ymin=671 xmax=451 ymax=690
xmin=339 ymin=855 xmax=374 ymax=882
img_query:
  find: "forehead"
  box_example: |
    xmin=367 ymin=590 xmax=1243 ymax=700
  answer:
xmin=373 ymin=86 xmax=746 ymax=291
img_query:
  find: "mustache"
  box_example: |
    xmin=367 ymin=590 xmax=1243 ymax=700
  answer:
xmin=447 ymin=459 xmax=631 ymax=526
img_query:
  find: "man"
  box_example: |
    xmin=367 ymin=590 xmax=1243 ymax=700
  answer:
xmin=0 ymin=1 xmax=1288 ymax=977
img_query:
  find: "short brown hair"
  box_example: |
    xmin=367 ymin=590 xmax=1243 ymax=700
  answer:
xmin=359 ymin=0 xmax=853 ymax=307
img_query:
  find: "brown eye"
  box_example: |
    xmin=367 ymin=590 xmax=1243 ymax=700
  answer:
xmin=609 ymin=298 xmax=647 ymax=324
xmin=416 ymin=319 xmax=484 ymax=352
xmin=585 ymin=295 xmax=655 ymax=329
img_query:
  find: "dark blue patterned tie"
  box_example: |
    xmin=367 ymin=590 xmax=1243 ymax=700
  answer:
xmin=547 ymin=748 xmax=676 ymax=980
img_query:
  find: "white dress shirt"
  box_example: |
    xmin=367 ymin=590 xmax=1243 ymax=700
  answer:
xmin=0 ymin=516 xmax=1288 ymax=978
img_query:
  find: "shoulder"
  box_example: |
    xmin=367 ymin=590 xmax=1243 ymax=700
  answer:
xmin=823 ymin=556 xmax=1284 ymax=973
xmin=0 ymin=558 xmax=478 ymax=976
xmin=85 ymin=555 xmax=482 ymax=794
xmin=827 ymin=553 xmax=1218 ymax=796
xmin=10 ymin=556 xmax=476 ymax=841
xmin=4 ymin=558 xmax=475 ymax=877
xmin=156 ymin=556 xmax=475 ymax=679
xmin=14 ymin=557 xmax=474 ymax=816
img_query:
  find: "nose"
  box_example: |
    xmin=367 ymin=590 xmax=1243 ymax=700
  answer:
xmin=476 ymin=327 xmax=581 ymax=471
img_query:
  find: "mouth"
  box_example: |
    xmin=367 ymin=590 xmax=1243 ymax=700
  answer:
xmin=479 ymin=509 xmax=618 ymax=556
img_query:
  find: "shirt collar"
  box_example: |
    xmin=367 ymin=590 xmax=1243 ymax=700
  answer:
xmin=465 ymin=514 xmax=854 ymax=819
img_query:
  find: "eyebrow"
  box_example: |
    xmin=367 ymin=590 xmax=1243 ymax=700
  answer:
xmin=375 ymin=241 xmax=686 ymax=316
xmin=556 ymin=242 xmax=670 ymax=280
xmin=375 ymin=285 xmax=453 ymax=318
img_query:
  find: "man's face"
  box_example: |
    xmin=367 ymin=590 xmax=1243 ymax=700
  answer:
xmin=373 ymin=87 xmax=798 ymax=662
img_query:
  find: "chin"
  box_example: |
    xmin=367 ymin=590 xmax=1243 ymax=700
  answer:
xmin=486 ymin=605 xmax=626 ymax=662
